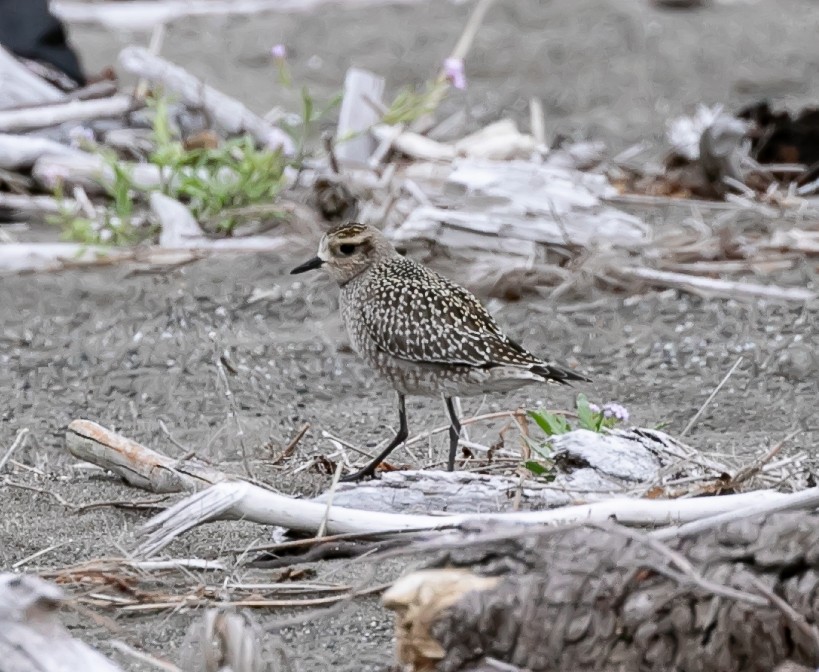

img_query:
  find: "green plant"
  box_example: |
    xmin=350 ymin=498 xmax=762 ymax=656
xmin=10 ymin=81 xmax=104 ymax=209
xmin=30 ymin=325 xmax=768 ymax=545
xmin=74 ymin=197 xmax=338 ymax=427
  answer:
xmin=382 ymin=78 xmax=448 ymax=126
xmin=47 ymin=154 xmax=144 ymax=246
xmin=523 ymin=395 xmax=631 ymax=478
xmin=146 ymin=97 xmax=288 ymax=235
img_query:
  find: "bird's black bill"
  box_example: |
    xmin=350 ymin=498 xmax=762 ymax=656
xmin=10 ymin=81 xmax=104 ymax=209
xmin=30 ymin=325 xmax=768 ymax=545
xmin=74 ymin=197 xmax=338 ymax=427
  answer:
xmin=290 ymin=256 xmax=324 ymax=274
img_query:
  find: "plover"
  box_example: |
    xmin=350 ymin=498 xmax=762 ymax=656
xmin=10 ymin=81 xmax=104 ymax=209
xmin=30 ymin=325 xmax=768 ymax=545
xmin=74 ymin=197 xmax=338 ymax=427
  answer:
xmin=291 ymin=222 xmax=590 ymax=481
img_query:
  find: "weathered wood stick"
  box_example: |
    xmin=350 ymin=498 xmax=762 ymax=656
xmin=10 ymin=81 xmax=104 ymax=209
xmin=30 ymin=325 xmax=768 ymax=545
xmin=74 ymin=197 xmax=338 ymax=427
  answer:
xmin=617 ymin=266 xmax=817 ymax=303
xmin=0 ymin=95 xmax=136 ymax=133
xmin=66 ymin=419 xmax=230 ymax=494
xmin=117 ymin=46 xmax=294 ymax=154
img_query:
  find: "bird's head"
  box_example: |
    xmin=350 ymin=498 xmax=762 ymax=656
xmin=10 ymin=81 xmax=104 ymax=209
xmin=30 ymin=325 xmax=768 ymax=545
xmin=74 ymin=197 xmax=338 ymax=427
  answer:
xmin=290 ymin=222 xmax=396 ymax=285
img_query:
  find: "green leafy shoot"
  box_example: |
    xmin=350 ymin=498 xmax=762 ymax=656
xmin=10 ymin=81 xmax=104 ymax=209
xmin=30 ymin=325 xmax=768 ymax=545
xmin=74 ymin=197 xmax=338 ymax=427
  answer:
xmin=382 ymin=78 xmax=447 ymax=126
xmin=146 ymin=99 xmax=288 ymax=235
xmin=527 ymin=409 xmax=571 ymax=437
xmin=523 ymin=396 xmax=631 ymax=479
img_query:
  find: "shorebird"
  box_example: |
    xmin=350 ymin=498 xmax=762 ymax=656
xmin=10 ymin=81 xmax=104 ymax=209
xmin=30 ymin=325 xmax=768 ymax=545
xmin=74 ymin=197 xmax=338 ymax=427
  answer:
xmin=290 ymin=222 xmax=590 ymax=481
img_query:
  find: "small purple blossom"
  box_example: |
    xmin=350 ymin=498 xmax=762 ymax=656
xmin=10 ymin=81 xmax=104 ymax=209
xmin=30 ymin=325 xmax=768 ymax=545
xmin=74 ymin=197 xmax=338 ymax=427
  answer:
xmin=443 ymin=57 xmax=466 ymax=90
xmin=271 ymin=44 xmax=287 ymax=61
xmin=69 ymin=125 xmax=95 ymax=148
xmin=588 ymin=402 xmax=601 ymax=414
xmin=38 ymin=163 xmax=70 ymax=189
xmin=602 ymin=403 xmax=630 ymax=423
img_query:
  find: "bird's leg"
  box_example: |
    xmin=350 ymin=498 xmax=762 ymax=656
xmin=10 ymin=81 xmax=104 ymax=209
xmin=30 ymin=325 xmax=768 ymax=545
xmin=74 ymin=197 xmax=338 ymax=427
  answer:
xmin=340 ymin=393 xmax=408 ymax=482
xmin=444 ymin=396 xmax=462 ymax=472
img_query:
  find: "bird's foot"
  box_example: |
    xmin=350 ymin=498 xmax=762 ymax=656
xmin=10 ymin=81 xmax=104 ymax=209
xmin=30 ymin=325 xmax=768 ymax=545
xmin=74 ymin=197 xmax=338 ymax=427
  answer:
xmin=339 ymin=466 xmax=379 ymax=483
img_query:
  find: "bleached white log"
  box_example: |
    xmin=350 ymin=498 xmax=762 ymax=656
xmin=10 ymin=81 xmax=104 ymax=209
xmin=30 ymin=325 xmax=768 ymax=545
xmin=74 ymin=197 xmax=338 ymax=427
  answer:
xmin=617 ymin=266 xmax=817 ymax=303
xmin=320 ymin=427 xmax=733 ymax=513
xmin=0 ymin=573 xmax=123 ymax=672
xmin=135 ymin=480 xmax=791 ymax=557
xmin=335 ymin=68 xmax=385 ymax=166
xmin=118 ymin=46 xmax=294 ymax=155
xmin=0 ymin=46 xmax=64 ymax=111
xmin=0 ymin=133 xmax=87 ymax=170
xmin=0 ymin=95 xmax=135 ymax=133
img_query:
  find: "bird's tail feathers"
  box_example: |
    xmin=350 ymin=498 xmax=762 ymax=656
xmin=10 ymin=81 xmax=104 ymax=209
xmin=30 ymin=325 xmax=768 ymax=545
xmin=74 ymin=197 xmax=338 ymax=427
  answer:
xmin=530 ymin=362 xmax=591 ymax=385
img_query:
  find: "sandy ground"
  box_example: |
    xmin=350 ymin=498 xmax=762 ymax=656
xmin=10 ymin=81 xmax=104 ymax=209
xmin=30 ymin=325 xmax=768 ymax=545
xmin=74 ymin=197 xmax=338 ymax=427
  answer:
xmin=2 ymin=0 xmax=819 ymax=669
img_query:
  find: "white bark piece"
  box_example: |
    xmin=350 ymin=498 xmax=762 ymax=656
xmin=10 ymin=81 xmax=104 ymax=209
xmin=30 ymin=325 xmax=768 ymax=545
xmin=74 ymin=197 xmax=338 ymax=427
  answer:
xmin=0 ymin=573 xmax=123 ymax=672
xmin=151 ymin=192 xmax=206 ymax=247
xmin=0 ymin=95 xmax=135 ymax=133
xmin=117 ymin=46 xmax=294 ymax=154
xmin=335 ymin=68 xmax=385 ymax=166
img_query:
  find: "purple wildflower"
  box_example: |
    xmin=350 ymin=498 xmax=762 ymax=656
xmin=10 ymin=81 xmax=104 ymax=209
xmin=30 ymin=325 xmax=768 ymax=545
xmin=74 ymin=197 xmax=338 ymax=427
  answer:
xmin=271 ymin=44 xmax=287 ymax=61
xmin=588 ymin=402 xmax=601 ymax=414
xmin=69 ymin=125 xmax=95 ymax=148
xmin=443 ymin=57 xmax=466 ymax=90
xmin=38 ymin=163 xmax=70 ymax=189
xmin=602 ymin=403 xmax=630 ymax=423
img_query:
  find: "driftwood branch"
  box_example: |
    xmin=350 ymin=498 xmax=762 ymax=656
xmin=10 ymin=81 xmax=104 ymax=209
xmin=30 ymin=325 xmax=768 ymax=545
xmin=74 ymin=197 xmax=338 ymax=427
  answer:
xmin=117 ymin=46 xmax=294 ymax=154
xmin=0 ymin=95 xmax=137 ymax=133
xmin=616 ymin=266 xmax=817 ymax=303
xmin=66 ymin=419 xmax=229 ymax=493
xmin=61 ymin=420 xmax=809 ymax=558
xmin=382 ymin=511 xmax=819 ymax=672
xmin=134 ymin=481 xmax=794 ymax=558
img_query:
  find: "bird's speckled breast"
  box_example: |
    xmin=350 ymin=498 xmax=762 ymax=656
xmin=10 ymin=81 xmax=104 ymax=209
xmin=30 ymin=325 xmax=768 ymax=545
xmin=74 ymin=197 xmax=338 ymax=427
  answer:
xmin=339 ymin=268 xmax=378 ymax=361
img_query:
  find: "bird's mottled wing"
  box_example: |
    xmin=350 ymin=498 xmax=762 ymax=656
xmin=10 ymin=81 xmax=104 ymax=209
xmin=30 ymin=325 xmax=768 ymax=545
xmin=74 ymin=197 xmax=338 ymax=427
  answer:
xmin=359 ymin=257 xmax=544 ymax=368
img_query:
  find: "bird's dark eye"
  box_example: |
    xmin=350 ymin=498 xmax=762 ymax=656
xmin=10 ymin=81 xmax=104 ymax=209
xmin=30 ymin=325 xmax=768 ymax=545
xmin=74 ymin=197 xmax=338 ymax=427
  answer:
xmin=339 ymin=243 xmax=356 ymax=256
